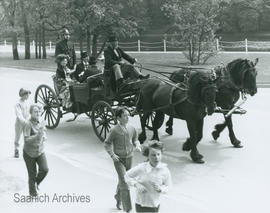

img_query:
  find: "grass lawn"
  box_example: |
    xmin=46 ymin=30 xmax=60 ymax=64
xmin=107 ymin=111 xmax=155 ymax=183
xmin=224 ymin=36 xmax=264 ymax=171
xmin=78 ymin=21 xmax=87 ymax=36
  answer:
xmin=0 ymin=51 xmax=270 ymax=84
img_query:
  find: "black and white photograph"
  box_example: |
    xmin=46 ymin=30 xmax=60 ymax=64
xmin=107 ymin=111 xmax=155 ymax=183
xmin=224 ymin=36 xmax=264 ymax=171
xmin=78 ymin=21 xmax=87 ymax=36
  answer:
xmin=0 ymin=0 xmax=269 ymax=212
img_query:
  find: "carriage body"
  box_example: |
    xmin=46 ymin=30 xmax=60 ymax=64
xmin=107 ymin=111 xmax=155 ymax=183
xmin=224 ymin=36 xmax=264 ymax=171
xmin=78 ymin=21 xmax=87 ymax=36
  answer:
xmin=34 ymin=70 xmax=149 ymax=142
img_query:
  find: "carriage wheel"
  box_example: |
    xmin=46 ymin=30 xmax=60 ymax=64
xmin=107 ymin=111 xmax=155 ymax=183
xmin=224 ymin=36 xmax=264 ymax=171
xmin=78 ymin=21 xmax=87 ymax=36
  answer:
xmin=35 ymin=84 xmax=61 ymax=129
xmin=91 ymin=101 xmax=117 ymax=142
xmin=145 ymin=111 xmax=164 ymax=130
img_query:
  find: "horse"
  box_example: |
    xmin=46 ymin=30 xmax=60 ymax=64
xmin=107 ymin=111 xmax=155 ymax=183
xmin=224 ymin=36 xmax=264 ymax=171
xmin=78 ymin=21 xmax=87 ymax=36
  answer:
xmin=137 ymin=71 xmax=217 ymax=163
xmin=165 ymin=58 xmax=259 ymax=148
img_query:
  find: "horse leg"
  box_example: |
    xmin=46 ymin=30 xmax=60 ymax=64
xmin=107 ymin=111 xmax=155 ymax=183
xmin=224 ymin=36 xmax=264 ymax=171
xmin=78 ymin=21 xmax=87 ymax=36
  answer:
xmin=225 ymin=115 xmax=243 ymax=148
xmin=185 ymin=120 xmax=204 ymax=164
xmin=195 ymin=119 xmax=204 ymax=159
xmin=212 ymin=121 xmax=227 ymax=140
xmin=138 ymin=112 xmax=150 ymax=144
xmin=151 ymin=111 xmax=163 ymax=141
xmin=165 ymin=116 xmax=173 ymax=135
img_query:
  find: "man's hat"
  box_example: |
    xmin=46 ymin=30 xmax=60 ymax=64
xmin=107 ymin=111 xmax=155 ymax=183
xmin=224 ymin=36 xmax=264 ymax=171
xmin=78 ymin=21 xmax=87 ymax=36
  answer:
xmin=55 ymin=54 xmax=69 ymax=64
xmin=89 ymin=56 xmax=97 ymax=65
xmin=81 ymin=51 xmax=89 ymax=59
xmin=62 ymin=28 xmax=70 ymax=35
xmin=19 ymin=88 xmax=31 ymax=97
xmin=108 ymin=35 xmax=118 ymax=42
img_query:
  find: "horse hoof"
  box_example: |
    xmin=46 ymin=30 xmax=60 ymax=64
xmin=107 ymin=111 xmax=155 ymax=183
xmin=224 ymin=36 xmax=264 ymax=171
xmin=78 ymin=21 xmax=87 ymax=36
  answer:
xmin=165 ymin=128 xmax=173 ymax=135
xmin=182 ymin=142 xmax=192 ymax=151
xmin=212 ymin=130 xmax=219 ymax=140
xmin=138 ymin=134 xmax=146 ymax=144
xmin=232 ymin=139 xmax=243 ymax=148
xmin=233 ymin=143 xmax=243 ymax=148
xmin=193 ymin=158 xmax=205 ymax=164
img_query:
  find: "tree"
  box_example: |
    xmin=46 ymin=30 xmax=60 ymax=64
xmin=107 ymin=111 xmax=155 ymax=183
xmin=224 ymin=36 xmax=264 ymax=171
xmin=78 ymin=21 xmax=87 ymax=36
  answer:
xmin=19 ymin=0 xmax=30 ymax=59
xmin=0 ymin=0 xmax=20 ymax=60
xmin=163 ymin=0 xmax=219 ymax=65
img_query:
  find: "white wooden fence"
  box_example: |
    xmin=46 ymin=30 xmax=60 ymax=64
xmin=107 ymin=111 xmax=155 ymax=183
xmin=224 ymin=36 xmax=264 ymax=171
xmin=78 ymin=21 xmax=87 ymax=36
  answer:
xmin=1 ymin=39 xmax=270 ymax=52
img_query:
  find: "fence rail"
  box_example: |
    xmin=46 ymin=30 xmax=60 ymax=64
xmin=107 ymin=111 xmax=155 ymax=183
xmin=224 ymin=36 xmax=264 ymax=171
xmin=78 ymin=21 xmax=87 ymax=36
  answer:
xmin=2 ymin=39 xmax=270 ymax=52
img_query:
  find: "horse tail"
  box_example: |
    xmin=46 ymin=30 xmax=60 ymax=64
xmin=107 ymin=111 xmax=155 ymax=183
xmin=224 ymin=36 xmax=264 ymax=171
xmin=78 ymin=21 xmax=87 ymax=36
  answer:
xmin=136 ymin=91 xmax=143 ymax=112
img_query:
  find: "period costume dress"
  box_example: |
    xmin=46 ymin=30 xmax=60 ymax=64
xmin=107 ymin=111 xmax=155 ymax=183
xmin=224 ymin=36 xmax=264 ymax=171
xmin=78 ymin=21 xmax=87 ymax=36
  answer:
xmin=55 ymin=64 xmax=74 ymax=109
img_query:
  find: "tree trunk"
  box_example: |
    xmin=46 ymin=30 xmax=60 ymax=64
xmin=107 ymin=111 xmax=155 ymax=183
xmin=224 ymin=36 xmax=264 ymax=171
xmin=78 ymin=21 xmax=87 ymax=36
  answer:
xmin=86 ymin=27 xmax=91 ymax=55
xmin=12 ymin=32 xmax=19 ymax=60
xmin=38 ymin=26 xmax=42 ymax=59
xmin=35 ymin=29 xmax=38 ymax=59
xmin=91 ymin=33 xmax=99 ymax=58
xmin=97 ymin=40 xmax=107 ymax=58
xmin=20 ymin=0 xmax=30 ymax=59
xmin=42 ymin=22 xmax=47 ymax=59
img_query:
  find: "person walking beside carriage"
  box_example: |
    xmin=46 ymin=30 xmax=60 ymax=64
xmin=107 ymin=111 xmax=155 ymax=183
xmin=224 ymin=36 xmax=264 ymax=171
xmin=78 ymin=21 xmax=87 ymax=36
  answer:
xmin=55 ymin=28 xmax=76 ymax=70
xmin=13 ymin=88 xmax=31 ymax=158
xmin=104 ymin=36 xmax=149 ymax=91
xmin=125 ymin=140 xmax=172 ymax=212
xmin=104 ymin=106 xmax=142 ymax=212
xmin=23 ymin=104 xmax=49 ymax=197
xmin=55 ymin=54 xmax=75 ymax=109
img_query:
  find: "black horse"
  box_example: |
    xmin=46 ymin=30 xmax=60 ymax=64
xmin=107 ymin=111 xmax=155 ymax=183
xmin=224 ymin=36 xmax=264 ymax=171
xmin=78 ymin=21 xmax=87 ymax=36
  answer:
xmin=165 ymin=58 xmax=258 ymax=148
xmin=137 ymin=71 xmax=217 ymax=163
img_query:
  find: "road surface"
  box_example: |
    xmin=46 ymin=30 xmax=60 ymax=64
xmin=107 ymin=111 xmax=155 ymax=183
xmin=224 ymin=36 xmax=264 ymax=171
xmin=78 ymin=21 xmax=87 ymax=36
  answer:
xmin=0 ymin=67 xmax=269 ymax=213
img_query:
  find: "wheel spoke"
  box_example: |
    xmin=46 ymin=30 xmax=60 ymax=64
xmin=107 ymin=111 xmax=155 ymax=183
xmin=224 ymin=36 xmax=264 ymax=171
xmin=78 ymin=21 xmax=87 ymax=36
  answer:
xmin=99 ymin=125 xmax=104 ymax=136
xmin=48 ymin=112 xmax=55 ymax=126
xmin=38 ymin=94 xmax=45 ymax=103
xmin=50 ymin=110 xmax=57 ymax=121
xmin=40 ymin=88 xmax=47 ymax=101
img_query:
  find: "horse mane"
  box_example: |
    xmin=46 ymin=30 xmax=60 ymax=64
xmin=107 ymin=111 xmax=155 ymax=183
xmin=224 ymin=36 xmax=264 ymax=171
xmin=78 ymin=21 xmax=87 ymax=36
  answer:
xmin=226 ymin=58 xmax=252 ymax=87
xmin=188 ymin=71 xmax=210 ymax=102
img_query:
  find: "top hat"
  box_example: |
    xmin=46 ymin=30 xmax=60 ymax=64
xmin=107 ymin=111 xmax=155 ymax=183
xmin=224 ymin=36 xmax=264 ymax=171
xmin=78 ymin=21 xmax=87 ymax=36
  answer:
xmin=81 ymin=51 xmax=89 ymax=59
xmin=89 ymin=56 xmax=97 ymax=65
xmin=108 ymin=35 xmax=118 ymax=42
xmin=19 ymin=88 xmax=31 ymax=97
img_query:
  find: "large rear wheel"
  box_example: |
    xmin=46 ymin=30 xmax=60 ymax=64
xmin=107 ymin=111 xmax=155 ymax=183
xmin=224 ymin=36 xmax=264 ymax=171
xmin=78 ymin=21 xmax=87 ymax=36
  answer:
xmin=35 ymin=84 xmax=61 ymax=129
xmin=91 ymin=101 xmax=117 ymax=142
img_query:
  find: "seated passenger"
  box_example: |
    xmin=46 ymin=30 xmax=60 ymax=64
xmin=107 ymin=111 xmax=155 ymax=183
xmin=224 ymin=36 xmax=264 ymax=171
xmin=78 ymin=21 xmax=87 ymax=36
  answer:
xmin=55 ymin=54 xmax=74 ymax=109
xmin=80 ymin=56 xmax=102 ymax=83
xmin=71 ymin=51 xmax=89 ymax=82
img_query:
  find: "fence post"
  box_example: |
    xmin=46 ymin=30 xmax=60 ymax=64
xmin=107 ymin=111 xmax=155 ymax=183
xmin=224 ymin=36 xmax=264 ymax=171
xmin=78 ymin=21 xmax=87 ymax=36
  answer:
xmin=18 ymin=40 xmax=20 ymax=47
xmin=138 ymin=40 xmax=140 ymax=52
xmin=163 ymin=39 xmax=166 ymax=52
xmin=245 ymin=38 xmax=248 ymax=53
xmin=32 ymin=40 xmax=35 ymax=48
xmin=49 ymin=41 xmax=52 ymax=50
xmin=216 ymin=38 xmax=219 ymax=51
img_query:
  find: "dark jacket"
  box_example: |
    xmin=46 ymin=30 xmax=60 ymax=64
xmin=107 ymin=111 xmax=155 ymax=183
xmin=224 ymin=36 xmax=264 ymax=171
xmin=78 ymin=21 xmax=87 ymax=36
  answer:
xmin=71 ymin=62 xmax=88 ymax=81
xmin=73 ymin=63 xmax=101 ymax=83
xmin=104 ymin=45 xmax=136 ymax=69
xmin=55 ymin=39 xmax=76 ymax=69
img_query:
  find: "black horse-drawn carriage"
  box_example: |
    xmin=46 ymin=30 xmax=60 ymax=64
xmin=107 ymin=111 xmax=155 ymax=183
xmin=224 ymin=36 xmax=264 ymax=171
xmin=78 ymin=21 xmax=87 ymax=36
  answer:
xmin=34 ymin=64 xmax=152 ymax=142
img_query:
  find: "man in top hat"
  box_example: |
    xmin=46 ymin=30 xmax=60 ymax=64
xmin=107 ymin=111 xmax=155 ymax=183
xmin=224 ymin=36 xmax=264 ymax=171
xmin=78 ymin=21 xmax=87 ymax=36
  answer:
xmin=72 ymin=52 xmax=102 ymax=84
xmin=55 ymin=28 xmax=76 ymax=70
xmin=104 ymin=35 xmax=149 ymax=91
xmin=14 ymin=88 xmax=31 ymax=158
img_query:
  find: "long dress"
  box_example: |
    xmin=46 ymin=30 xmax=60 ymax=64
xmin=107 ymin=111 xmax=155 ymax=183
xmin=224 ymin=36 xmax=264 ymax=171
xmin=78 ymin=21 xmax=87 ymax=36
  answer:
xmin=55 ymin=65 xmax=74 ymax=109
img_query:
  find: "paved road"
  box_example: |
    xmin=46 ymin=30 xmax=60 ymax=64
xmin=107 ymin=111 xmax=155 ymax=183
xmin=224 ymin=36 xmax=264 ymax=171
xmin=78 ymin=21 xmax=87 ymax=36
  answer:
xmin=0 ymin=67 xmax=269 ymax=213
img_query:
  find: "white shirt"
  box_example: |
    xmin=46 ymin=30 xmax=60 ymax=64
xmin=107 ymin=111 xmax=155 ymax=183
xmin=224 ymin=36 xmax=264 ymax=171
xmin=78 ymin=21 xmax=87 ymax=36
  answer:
xmin=125 ymin=161 xmax=172 ymax=208
xmin=15 ymin=99 xmax=29 ymax=125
